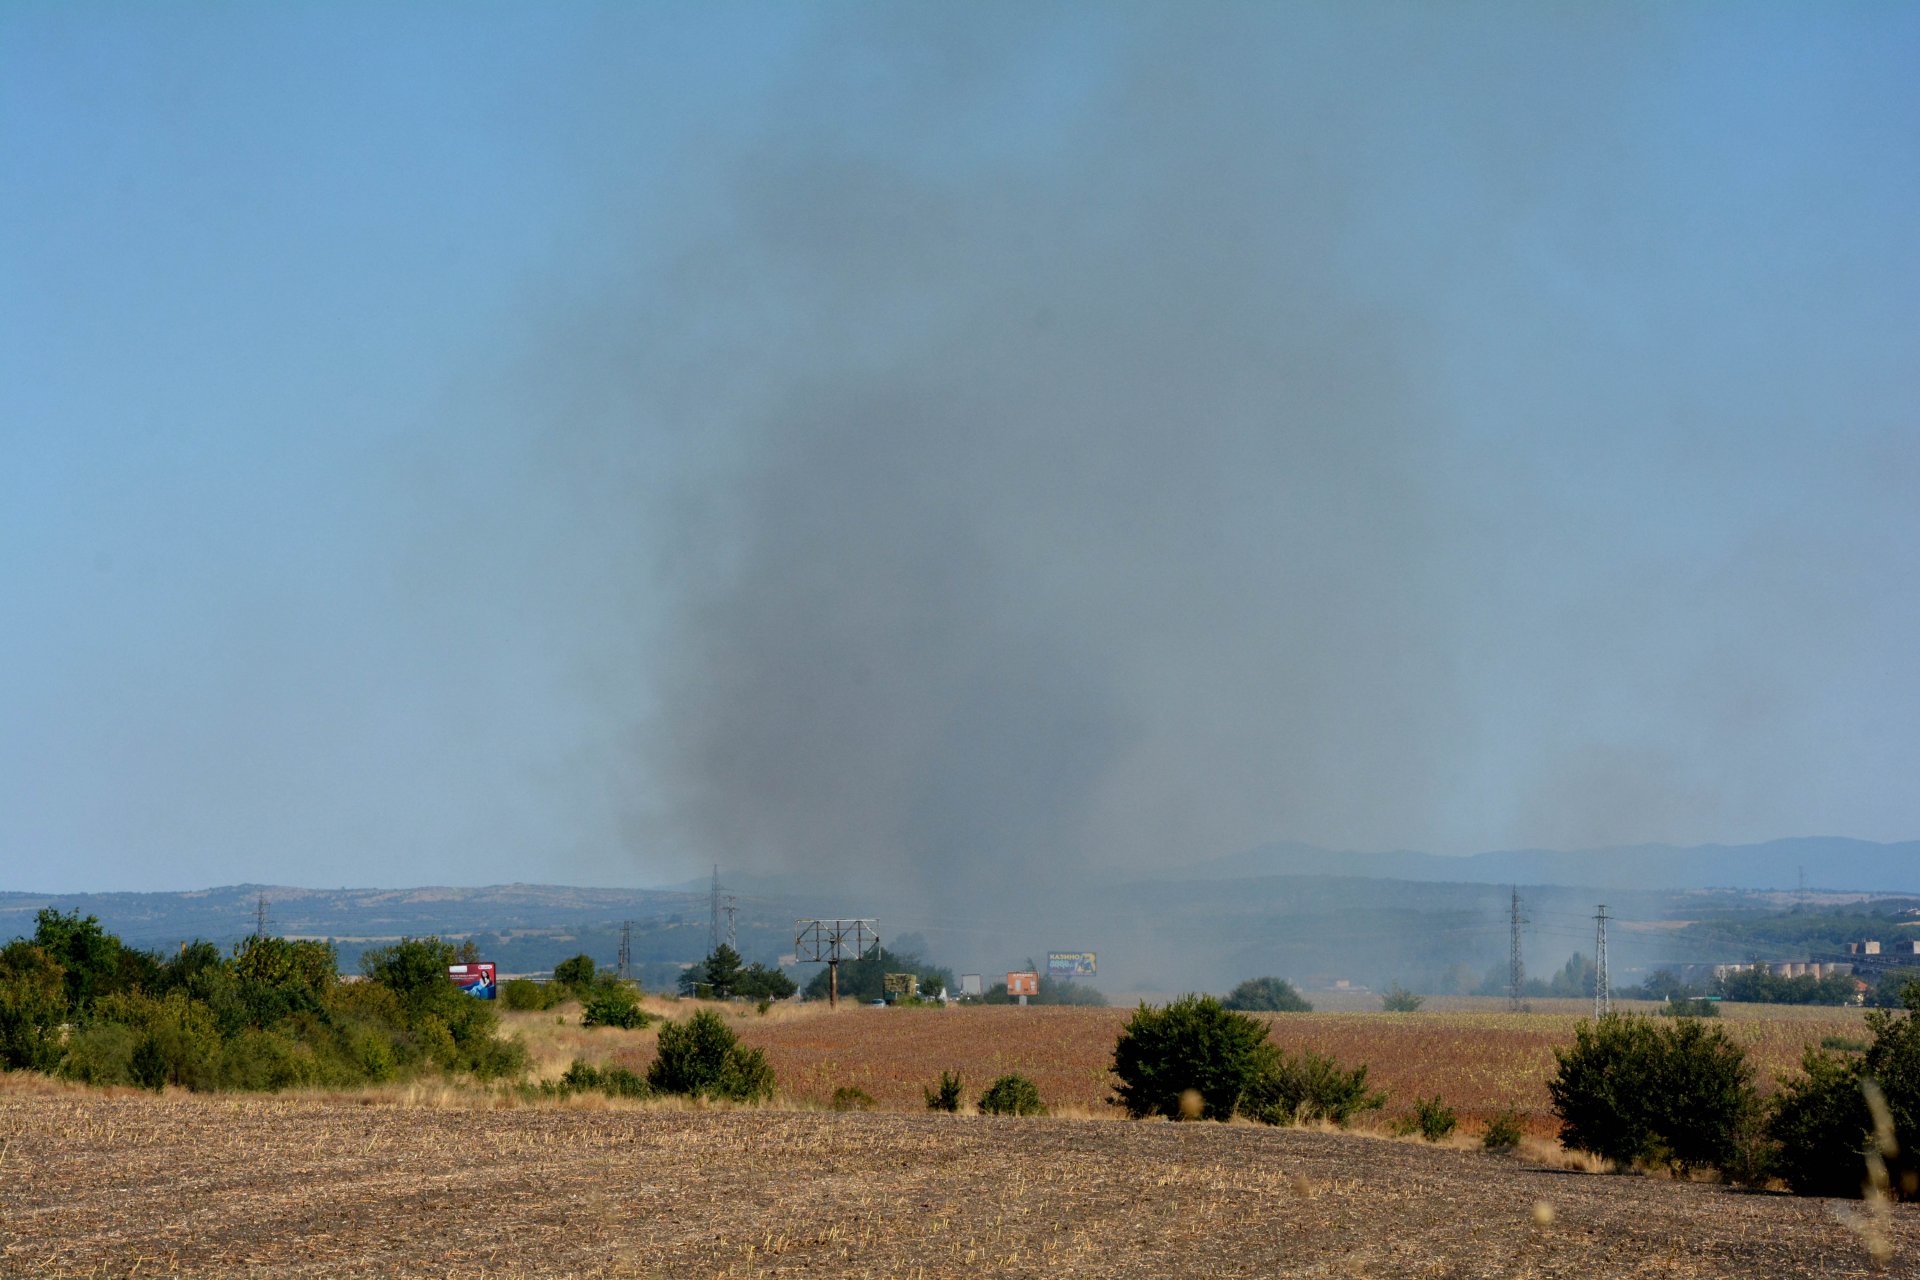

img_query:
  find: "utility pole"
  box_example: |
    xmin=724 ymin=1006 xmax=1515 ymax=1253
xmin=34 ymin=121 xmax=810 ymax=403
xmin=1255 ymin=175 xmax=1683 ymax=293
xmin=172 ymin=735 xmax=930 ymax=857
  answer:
xmin=617 ymin=920 xmax=633 ymax=982
xmin=709 ymin=866 xmax=721 ymax=954
xmin=723 ymin=895 xmax=738 ymax=950
xmin=254 ymin=894 xmax=271 ymax=939
xmin=1508 ymin=887 xmax=1525 ymax=1013
xmin=1593 ymin=904 xmax=1611 ymax=1020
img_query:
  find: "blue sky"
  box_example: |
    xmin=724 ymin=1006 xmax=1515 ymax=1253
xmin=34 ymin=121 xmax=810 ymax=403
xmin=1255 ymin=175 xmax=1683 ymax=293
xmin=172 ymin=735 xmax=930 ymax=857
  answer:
xmin=3 ymin=4 xmax=1916 ymax=893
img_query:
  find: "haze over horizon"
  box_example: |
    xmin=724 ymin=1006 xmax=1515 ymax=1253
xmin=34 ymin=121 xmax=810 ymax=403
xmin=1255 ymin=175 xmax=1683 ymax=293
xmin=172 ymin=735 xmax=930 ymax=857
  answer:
xmin=5 ymin=5 xmax=1917 ymax=895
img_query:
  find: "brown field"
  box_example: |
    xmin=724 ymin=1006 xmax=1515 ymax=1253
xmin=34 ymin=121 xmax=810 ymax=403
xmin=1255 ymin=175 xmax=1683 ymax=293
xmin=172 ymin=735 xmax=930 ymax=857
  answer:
xmin=522 ymin=997 xmax=1873 ymax=1137
xmin=3 ymin=1002 xmax=1908 ymax=1278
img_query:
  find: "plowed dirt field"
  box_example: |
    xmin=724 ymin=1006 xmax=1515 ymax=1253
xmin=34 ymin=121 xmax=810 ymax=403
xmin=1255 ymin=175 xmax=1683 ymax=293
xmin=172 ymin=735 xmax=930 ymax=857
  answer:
xmin=3 ymin=1081 xmax=1913 ymax=1279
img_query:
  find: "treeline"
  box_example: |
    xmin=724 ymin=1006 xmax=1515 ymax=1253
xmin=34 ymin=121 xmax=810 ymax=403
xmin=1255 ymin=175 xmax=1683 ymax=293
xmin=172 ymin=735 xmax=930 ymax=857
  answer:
xmin=0 ymin=910 xmax=523 ymax=1091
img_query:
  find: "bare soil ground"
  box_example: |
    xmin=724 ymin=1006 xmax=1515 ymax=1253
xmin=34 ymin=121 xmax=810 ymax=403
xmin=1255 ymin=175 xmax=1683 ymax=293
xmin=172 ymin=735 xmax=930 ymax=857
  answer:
xmin=3 ymin=1079 xmax=1913 ymax=1279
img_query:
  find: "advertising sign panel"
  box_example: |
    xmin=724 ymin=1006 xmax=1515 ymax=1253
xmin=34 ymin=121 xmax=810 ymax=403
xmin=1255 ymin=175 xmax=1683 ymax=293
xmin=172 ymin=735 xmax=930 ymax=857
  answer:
xmin=1006 ymin=971 xmax=1039 ymax=997
xmin=448 ymin=962 xmax=497 ymax=999
xmin=1047 ymin=952 xmax=1097 ymax=978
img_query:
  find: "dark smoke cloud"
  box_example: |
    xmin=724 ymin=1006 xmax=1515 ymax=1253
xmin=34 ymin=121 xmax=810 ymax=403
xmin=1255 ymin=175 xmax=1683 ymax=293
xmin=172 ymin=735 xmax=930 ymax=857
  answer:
xmin=480 ymin=5 xmax=1917 ymax=898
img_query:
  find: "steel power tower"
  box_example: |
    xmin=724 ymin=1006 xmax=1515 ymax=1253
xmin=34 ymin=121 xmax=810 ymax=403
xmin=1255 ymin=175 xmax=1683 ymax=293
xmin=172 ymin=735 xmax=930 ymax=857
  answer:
xmin=617 ymin=920 xmax=633 ymax=982
xmin=709 ymin=866 xmax=721 ymax=953
xmin=1508 ymin=887 xmax=1526 ymax=1012
xmin=723 ymin=895 xmax=738 ymax=950
xmin=1593 ymin=904 xmax=1612 ymax=1019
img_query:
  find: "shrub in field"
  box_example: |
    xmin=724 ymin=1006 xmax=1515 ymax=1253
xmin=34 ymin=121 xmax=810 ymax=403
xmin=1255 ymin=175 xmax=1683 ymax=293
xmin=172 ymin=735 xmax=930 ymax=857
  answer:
xmin=1482 ymin=1110 xmax=1524 ymax=1152
xmin=1393 ymin=1095 xmax=1456 ymax=1141
xmin=501 ymin=978 xmax=564 ymax=1012
xmin=1769 ymin=982 xmax=1920 ymax=1199
xmin=216 ymin=1028 xmax=322 ymax=1092
xmin=1660 ymin=997 xmax=1720 ymax=1018
xmin=979 ymin=1073 xmax=1047 ymax=1116
xmin=647 ymin=1010 xmax=774 ymax=1102
xmin=831 ymin=1085 xmax=875 ymax=1111
xmin=1222 ymin=977 xmax=1312 ymax=1013
xmin=559 ymin=1058 xmax=650 ymax=1098
xmin=58 ymin=1024 xmax=139 ymax=1086
xmin=1110 ymin=995 xmax=1275 ymax=1121
xmin=1548 ymin=1013 xmax=1757 ymax=1176
xmin=581 ymin=981 xmax=649 ymax=1030
xmin=925 ymin=1069 xmax=964 ymax=1113
xmin=1242 ymin=1048 xmax=1385 ymax=1126
xmin=1380 ymin=983 xmax=1424 ymax=1013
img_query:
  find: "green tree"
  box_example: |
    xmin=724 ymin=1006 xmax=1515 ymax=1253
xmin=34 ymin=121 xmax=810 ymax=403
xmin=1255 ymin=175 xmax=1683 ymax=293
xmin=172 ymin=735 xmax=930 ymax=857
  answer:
xmin=33 ymin=909 xmax=122 ymax=1012
xmin=0 ymin=941 xmax=67 ymax=1071
xmin=646 ymin=1010 xmax=774 ymax=1101
xmin=1222 ymin=977 xmax=1312 ymax=1013
xmin=700 ymin=944 xmax=745 ymax=999
xmin=736 ymin=962 xmax=797 ymax=1001
xmin=1548 ymin=1013 xmax=1758 ymax=1176
xmin=1769 ymin=979 xmax=1920 ymax=1198
xmin=1110 ymin=994 xmax=1276 ymax=1121
xmin=551 ymin=954 xmax=597 ymax=993
xmin=1380 ymin=983 xmax=1424 ymax=1012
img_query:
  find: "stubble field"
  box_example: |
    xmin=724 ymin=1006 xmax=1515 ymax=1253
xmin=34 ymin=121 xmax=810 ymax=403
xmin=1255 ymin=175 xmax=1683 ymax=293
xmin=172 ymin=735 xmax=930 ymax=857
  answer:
xmin=2 ymin=1001 xmax=1910 ymax=1279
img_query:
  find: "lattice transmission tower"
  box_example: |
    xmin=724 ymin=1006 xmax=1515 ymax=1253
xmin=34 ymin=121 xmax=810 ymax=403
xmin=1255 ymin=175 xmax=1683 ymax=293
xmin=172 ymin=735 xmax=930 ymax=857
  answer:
xmin=1508 ymin=887 xmax=1526 ymax=1012
xmin=1593 ymin=904 xmax=1612 ymax=1019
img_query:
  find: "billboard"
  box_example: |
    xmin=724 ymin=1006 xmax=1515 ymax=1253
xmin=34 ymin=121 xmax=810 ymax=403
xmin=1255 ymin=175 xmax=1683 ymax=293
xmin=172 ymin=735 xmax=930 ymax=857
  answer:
xmin=1006 ymin=971 xmax=1039 ymax=997
xmin=882 ymin=972 xmax=920 ymax=998
xmin=959 ymin=973 xmax=984 ymax=997
xmin=1047 ymin=952 xmax=1097 ymax=978
xmin=448 ymin=962 xmax=497 ymax=999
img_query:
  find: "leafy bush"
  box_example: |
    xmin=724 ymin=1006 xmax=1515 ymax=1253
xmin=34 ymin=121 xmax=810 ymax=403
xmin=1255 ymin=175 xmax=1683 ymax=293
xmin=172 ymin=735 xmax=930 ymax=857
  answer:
xmin=1394 ymin=1095 xmax=1456 ymax=1141
xmin=217 ymin=1028 xmax=322 ymax=1091
xmin=1482 ymin=1109 xmax=1524 ymax=1152
xmin=551 ymin=954 xmax=597 ymax=993
xmin=501 ymin=978 xmax=564 ymax=1012
xmin=1381 ymin=983 xmax=1424 ymax=1013
xmin=1769 ymin=981 xmax=1920 ymax=1199
xmin=0 ymin=941 xmax=67 ymax=1071
xmin=1222 ymin=977 xmax=1312 ymax=1013
xmin=1242 ymin=1048 xmax=1385 ymax=1126
xmin=1548 ymin=1014 xmax=1758 ymax=1176
xmin=1110 ymin=995 xmax=1276 ymax=1121
xmin=978 ymin=1073 xmax=1046 ymax=1116
xmin=58 ymin=1024 xmax=139 ymax=1086
xmin=1660 ymin=997 xmax=1720 ymax=1018
xmin=831 ymin=1085 xmax=875 ymax=1111
xmin=559 ymin=1058 xmax=650 ymax=1098
xmin=925 ymin=1069 xmax=964 ymax=1113
xmin=647 ymin=1010 xmax=774 ymax=1102
xmin=581 ymin=982 xmax=649 ymax=1030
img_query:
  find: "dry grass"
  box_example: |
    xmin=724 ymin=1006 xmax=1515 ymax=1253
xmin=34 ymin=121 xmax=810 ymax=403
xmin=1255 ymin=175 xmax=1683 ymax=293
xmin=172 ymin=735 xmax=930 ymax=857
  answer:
xmin=2 ymin=1085 xmax=1912 ymax=1279
xmin=507 ymin=999 xmax=1867 ymax=1138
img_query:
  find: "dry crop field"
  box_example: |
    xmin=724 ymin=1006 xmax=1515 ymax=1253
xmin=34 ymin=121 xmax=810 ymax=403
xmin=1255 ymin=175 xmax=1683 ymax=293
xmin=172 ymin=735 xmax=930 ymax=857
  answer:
xmin=4 ymin=1003 xmax=1903 ymax=1278
xmin=522 ymin=998 xmax=1871 ymax=1135
xmin=4 ymin=1075 xmax=1915 ymax=1279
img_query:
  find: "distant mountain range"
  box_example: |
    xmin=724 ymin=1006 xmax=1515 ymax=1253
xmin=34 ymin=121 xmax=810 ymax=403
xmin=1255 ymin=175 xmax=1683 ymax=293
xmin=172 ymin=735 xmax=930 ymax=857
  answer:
xmin=1191 ymin=837 xmax=1920 ymax=893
